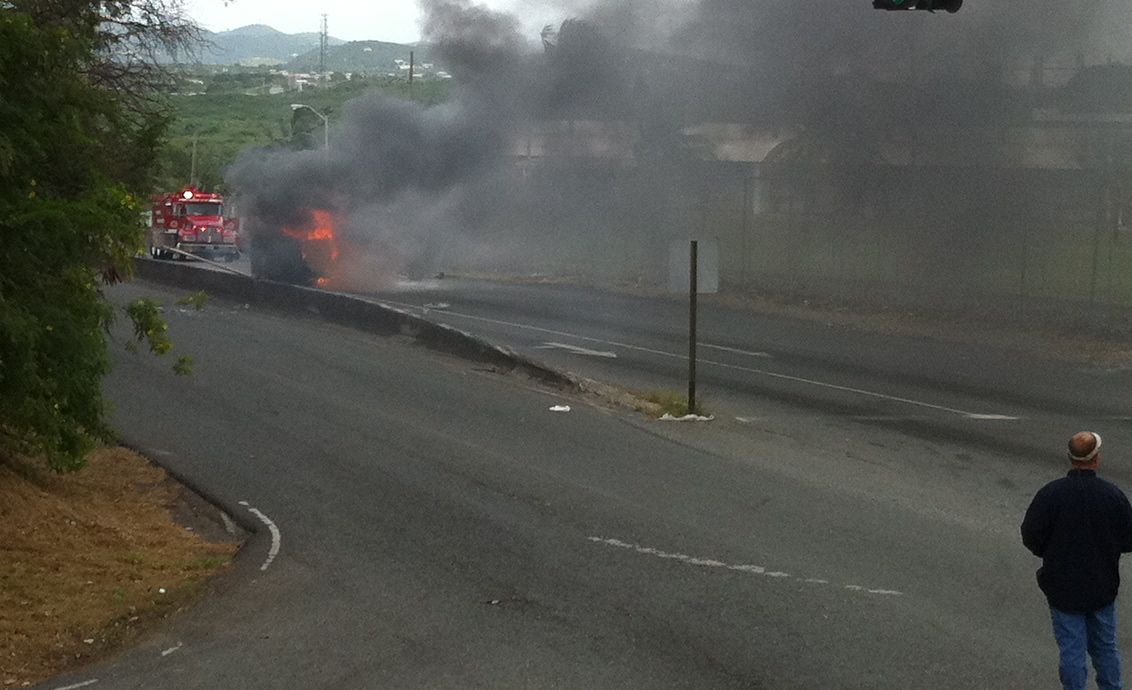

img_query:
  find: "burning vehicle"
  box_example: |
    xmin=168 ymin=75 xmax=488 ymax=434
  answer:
xmin=149 ymin=187 xmax=240 ymax=262
xmin=243 ymin=186 xmax=412 ymax=292
xmin=249 ymin=208 xmax=342 ymax=288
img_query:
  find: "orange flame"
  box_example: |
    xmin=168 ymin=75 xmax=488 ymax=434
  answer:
xmin=283 ymin=209 xmax=341 ymax=285
xmin=279 ymin=208 xmax=397 ymax=292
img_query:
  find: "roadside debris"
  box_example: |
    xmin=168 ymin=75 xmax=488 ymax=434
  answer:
xmin=549 ymin=405 xmax=571 ymax=412
xmin=422 ymin=302 xmax=450 ymax=310
xmin=659 ymin=413 xmax=715 ymax=422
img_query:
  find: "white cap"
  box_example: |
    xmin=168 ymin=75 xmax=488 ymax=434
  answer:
xmin=1069 ymin=432 xmax=1102 ymax=463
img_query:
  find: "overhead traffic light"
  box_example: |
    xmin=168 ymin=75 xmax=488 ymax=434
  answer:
xmin=873 ymin=0 xmax=962 ymax=12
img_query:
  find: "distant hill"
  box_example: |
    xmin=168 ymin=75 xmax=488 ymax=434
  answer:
xmin=193 ymin=24 xmax=346 ymax=65
xmin=285 ymin=40 xmax=437 ymax=75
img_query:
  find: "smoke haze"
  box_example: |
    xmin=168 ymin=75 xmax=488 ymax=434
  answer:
xmin=228 ymin=0 xmax=1132 ymax=314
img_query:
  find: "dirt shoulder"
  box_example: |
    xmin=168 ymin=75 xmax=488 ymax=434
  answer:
xmin=0 ymin=447 xmax=242 ymax=688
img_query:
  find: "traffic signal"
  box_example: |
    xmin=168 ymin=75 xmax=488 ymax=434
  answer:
xmin=873 ymin=0 xmax=962 ymax=12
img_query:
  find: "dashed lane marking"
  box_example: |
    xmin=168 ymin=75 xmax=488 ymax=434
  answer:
xmin=588 ymin=536 xmax=903 ymax=597
xmin=535 ymin=341 xmax=617 ymax=358
xmin=374 ymin=298 xmax=1017 ymax=421
xmin=52 ymin=680 xmax=98 ymax=690
xmin=701 ymin=343 xmax=772 ymax=358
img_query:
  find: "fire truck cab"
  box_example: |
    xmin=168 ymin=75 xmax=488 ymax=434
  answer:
xmin=149 ymin=187 xmax=240 ymax=261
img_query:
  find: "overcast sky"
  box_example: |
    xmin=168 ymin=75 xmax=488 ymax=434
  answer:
xmin=183 ymin=0 xmax=551 ymax=44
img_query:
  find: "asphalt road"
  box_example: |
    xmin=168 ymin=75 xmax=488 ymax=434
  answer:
xmin=370 ymin=278 xmax=1132 ymax=483
xmin=40 ymin=278 xmax=1128 ymax=688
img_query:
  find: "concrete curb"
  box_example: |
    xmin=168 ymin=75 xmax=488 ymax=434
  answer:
xmin=133 ymin=258 xmax=578 ymax=390
xmin=118 ymin=436 xmax=262 ymax=537
xmin=113 ymin=437 xmax=277 ymax=585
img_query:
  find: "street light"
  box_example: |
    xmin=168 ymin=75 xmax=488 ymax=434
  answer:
xmin=290 ymin=103 xmax=329 ymax=155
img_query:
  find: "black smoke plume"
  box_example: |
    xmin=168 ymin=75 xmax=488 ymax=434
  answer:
xmin=228 ymin=0 xmax=1131 ymax=307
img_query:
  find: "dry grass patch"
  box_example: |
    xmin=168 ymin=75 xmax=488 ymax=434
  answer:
xmin=635 ymin=389 xmax=709 ymax=418
xmin=0 ymin=448 xmax=238 ymax=687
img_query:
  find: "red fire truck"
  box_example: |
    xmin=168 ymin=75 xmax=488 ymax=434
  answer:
xmin=149 ymin=187 xmax=241 ymax=261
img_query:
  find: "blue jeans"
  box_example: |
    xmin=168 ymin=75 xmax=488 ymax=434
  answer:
xmin=1051 ymin=603 xmax=1124 ymax=690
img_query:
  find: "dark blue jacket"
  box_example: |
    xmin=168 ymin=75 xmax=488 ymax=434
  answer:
xmin=1022 ymin=469 xmax=1132 ymax=613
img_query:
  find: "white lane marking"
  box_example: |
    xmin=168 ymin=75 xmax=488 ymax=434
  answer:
xmin=699 ymin=358 xmax=1016 ymax=420
xmin=53 ymin=681 xmax=98 ymax=690
xmin=375 ymin=298 xmax=1014 ymax=420
xmin=588 ymin=536 xmax=903 ymax=597
xmin=161 ymin=643 xmax=183 ymax=657
xmin=238 ymin=501 xmax=281 ymax=571
xmin=535 ymin=341 xmax=618 ymax=358
xmin=701 ymin=343 xmax=771 ymax=358
xmin=219 ymin=512 xmax=238 ymax=535
xmin=375 ymin=297 xmax=736 ymax=363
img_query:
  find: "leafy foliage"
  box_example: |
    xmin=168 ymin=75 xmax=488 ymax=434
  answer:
xmin=174 ymin=290 xmax=209 ymax=311
xmin=124 ymin=299 xmax=173 ymax=355
xmin=0 ymin=2 xmax=194 ymax=471
xmin=154 ymin=74 xmax=452 ymax=191
xmin=172 ymin=355 xmax=194 ymax=376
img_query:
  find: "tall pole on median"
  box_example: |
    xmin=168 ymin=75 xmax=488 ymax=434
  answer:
xmin=409 ymin=50 xmax=415 ymax=101
xmin=290 ymin=103 xmax=329 ymax=161
xmin=189 ymin=134 xmax=198 ymax=187
xmin=688 ymin=239 xmax=698 ymax=415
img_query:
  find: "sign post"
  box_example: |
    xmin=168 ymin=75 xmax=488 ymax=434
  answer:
xmin=688 ymin=240 xmax=698 ymax=415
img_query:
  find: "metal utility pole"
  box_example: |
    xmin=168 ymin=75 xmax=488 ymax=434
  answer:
xmin=687 ymin=239 xmax=698 ymax=415
xmin=290 ymin=103 xmax=329 ymax=160
xmin=188 ymin=134 xmax=198 ymax=186
xmin=319 ymin=14 xmax=328 ymax=81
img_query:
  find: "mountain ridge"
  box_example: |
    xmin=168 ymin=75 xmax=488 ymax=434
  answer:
xmin=194 ymin=24 xmax=348 ymax=65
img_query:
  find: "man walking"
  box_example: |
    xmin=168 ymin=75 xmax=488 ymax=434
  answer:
xmin=1023 ymin=431 xmax=1132 ymax=690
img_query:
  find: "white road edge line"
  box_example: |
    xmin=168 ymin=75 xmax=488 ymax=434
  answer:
xmin=588 ymin=536 xmax=903 ymax=597
xmin=376 ymin=298 xmax=1017 ymax=420
xmin=238 ymin=500 xmax=281 ymax=571
xmin=52 ymin=680 xmax=98 ymax=690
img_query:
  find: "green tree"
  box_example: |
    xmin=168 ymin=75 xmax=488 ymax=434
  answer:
xmin=0 ymin=0 xmax=196 ymax=471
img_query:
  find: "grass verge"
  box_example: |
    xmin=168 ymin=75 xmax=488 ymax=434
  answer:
xmin=635 ymin=389 xmax=709 ymax=418
xmin=0 ymin=447 xmax=239 ymax=687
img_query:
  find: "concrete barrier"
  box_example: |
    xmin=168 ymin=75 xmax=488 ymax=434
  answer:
xmin=133 ymin=258 xmax=576 ymax=388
